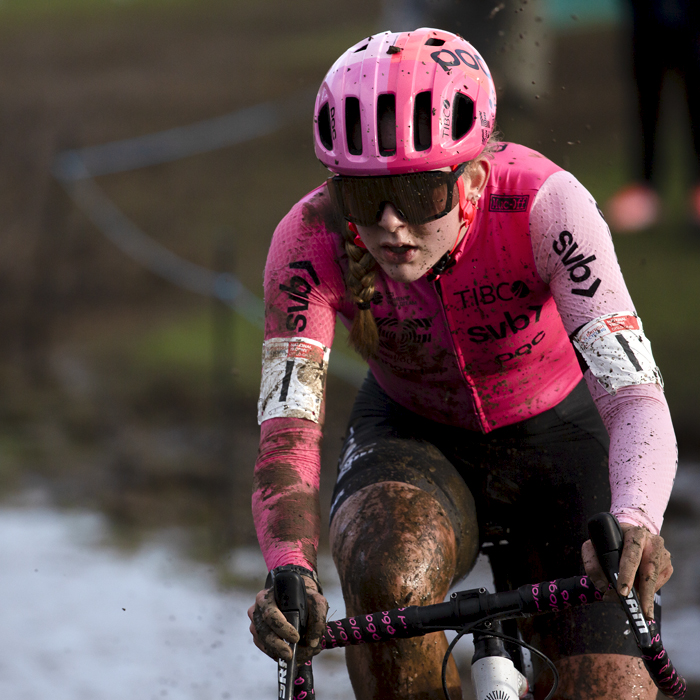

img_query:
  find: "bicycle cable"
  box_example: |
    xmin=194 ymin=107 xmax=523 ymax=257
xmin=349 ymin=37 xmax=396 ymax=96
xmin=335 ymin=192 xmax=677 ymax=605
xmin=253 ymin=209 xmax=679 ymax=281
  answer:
xmin=439 ymin=613 xmax=560 ymax=700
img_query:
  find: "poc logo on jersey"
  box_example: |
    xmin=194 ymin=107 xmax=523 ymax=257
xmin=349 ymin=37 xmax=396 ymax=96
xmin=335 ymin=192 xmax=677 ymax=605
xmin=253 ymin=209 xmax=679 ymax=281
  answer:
xmin=552 ymin=230 xmax=601 ymax=298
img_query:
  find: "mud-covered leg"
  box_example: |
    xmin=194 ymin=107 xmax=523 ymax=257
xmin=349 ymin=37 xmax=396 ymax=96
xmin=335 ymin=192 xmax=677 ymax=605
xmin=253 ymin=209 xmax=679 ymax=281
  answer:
xmin=330 ymin=481 xmax=477 ymax=700
xmin=541 ymin=654 xmax=657 ymax=700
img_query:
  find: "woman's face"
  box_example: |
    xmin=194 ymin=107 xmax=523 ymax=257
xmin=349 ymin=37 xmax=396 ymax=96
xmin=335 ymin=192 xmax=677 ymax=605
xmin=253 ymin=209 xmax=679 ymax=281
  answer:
xmin=355 ymin=201 xmax=462 ymax=284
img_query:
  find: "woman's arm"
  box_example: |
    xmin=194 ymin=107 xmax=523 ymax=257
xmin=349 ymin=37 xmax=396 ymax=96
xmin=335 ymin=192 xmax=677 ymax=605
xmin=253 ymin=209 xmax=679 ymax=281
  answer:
xmin=530 ymin=170 xmax=676 ymax=614
xmin=531 ymin=170 xmax=677 ymax=533
xmin=250 ymin=187 xmax=343 ymax=659
xmin=585 ymin=378 xmax=676 ymax=534
xmin=254 ymin=186 xmax=344 ymax=568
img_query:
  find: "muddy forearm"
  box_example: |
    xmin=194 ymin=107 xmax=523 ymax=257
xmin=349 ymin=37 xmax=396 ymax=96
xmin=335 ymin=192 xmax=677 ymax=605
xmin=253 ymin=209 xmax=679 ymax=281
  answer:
xmin=252 ymin=416 xmax=323 ymax=572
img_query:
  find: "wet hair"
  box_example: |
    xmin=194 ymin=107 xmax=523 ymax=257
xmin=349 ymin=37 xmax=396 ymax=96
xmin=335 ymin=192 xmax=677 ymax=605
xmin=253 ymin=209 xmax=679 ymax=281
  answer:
xmin=343 ymin=132 xmax=502 ymax=360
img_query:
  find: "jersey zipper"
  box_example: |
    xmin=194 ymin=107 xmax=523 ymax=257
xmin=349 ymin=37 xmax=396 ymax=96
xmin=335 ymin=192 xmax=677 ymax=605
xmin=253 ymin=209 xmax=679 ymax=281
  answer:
xmin=433 ymin=277 xmax=490 ymax=432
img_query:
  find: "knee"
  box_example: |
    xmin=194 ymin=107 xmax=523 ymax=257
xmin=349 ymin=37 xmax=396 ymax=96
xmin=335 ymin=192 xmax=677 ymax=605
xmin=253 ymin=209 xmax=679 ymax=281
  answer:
xmin=330 ymin=482 xmax=457 ymax=611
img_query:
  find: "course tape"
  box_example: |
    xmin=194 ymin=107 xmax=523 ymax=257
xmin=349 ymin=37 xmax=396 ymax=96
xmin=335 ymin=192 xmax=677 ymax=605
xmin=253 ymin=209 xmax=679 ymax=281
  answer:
xmin=52 ymin=94 xmax=367 ymax=388
xmin=52 ymin=88 xmax=317 ymax=180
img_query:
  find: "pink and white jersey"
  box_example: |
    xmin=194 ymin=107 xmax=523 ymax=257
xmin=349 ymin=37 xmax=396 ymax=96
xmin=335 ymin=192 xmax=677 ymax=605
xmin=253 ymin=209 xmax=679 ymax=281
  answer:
xmin=254 ymin=143 xmax=676 ymax=572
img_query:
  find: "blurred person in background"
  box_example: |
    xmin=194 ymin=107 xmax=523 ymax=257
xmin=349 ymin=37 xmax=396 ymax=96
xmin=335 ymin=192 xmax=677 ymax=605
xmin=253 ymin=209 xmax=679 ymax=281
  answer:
xmin=249 ymin=27 xmax=675 ymax=699
xmin=606 ymin=0 xmax=700 ymax=233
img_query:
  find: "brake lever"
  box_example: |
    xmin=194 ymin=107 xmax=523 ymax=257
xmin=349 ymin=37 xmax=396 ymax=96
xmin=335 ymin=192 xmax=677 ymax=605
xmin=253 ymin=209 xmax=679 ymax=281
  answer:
xmin=587 ymin=512 xmax=652 ymax=648
xmin=272 ymin=570 xmax=308 ymax=700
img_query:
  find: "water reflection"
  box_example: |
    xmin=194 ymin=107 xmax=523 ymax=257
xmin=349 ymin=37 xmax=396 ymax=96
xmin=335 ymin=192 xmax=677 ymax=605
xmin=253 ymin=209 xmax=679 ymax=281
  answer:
xmin=1 ymin=465 xmax=698 ymax=699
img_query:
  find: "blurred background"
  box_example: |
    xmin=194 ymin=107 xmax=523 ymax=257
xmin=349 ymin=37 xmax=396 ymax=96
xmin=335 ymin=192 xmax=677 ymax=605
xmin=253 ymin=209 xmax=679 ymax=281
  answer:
xmin=0 ymin=0 xmax=698 ymax=697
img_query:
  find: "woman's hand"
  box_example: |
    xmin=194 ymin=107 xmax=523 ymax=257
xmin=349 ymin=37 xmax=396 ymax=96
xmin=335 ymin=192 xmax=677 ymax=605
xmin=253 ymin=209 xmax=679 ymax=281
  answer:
xmin=582 ymin=522 xmax=673 ymax=619
xmin=248 ymin=577 xmax=329 ymax=663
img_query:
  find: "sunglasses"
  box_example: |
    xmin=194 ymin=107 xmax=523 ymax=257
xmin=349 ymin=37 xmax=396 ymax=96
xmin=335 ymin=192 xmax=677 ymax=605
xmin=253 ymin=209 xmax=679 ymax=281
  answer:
xmin=327 ymin=163 xmax=467 ymax=226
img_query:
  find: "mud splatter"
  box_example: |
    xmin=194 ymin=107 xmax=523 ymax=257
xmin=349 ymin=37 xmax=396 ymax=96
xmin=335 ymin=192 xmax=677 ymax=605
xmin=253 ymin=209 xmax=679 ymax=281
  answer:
xmin=252 ymin=461 xmax=303 ymax=502
xmin=264 ymin=491 xmax=320 ymax=544
xmin=301 ymin=187 xmax=344 ymax=236
xmin=331 ymin=483 xmax=463 ymax=699
xmin=331 ymin=483 xmax=457 ymax=611
xmin=263 ymin=297 xmax=289 ymax=337
xmin=296 ymin=361 xmax=325 ymax=388
xmin=260 ymin=427 xmax=322 ymax=455
xmin=547 ymin=653 xmax=656 ymax=700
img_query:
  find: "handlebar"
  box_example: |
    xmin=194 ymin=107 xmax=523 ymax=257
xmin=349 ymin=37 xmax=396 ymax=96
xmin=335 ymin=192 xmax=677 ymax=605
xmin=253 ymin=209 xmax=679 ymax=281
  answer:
xmin=588 ymin=512 xmax=653 ymax=647
xmin=272 ymin=569 xmax=309 ymax=700
xmin=279 ymin=514 xmax=687 ymax=699
xmin=318 ymin=573 xmax=684 ymax=698
xmin=322 ymin=574 xmax=602 ymax=648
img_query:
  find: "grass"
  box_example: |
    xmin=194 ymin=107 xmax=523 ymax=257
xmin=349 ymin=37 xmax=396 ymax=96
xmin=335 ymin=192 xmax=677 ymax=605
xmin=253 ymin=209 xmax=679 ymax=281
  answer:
xmin=132 ymin=307 xmax=263 ymax=393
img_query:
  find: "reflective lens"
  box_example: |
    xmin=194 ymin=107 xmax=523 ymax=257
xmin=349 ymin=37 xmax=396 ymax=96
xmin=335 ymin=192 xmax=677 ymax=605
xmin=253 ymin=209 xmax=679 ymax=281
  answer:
xmin=328 ymin=163 xmax=467 ymax=226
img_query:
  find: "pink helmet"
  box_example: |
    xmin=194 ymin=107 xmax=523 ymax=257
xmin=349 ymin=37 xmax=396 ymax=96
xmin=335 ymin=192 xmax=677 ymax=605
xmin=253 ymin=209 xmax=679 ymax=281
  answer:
xmin=314 ymin=27 xmax=496 ymax=175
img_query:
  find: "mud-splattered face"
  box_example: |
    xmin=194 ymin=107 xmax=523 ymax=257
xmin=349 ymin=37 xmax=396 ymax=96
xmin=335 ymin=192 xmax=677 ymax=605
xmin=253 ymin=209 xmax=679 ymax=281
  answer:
xmin=355 ymin=200 xmax=462 ymax=283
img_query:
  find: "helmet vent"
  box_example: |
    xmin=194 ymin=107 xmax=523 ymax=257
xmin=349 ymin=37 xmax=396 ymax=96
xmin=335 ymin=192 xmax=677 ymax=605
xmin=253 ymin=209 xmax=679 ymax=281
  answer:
xmin=425 ymin=38 xmax=445 ymax=46
xmin=354 ymin=44 xmax=369 ymax=53
xmin=377 ymin=94 xmax=397 ymax=156
xmin=317 ymin=102 xmax=333 ymax=151
xmin=345 ymin=97 xmax=363 ymax=155
xmin=452 ymin=93 xmax=475 ymax=141
xmin=413 ymin=91 xmax=432 ymax=151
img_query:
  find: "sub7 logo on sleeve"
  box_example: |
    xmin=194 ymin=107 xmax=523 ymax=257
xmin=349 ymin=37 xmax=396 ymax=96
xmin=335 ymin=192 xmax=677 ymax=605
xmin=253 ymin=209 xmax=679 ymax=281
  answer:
xmin=279 ymin=260 xmax=320 ymax=332
xmin=552 ymin=230 xmax=601 ymax=298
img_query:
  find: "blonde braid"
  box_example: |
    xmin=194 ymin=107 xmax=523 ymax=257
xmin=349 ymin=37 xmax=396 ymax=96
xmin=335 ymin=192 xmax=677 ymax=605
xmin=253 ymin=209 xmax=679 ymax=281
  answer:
xmin=342 ymin=224 xmax=379 ymax=360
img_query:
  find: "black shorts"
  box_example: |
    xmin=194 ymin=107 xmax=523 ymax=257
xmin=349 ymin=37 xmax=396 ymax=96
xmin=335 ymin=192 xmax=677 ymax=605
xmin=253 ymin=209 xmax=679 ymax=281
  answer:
xmin=330 ymin=372 xmax=643 ymax=660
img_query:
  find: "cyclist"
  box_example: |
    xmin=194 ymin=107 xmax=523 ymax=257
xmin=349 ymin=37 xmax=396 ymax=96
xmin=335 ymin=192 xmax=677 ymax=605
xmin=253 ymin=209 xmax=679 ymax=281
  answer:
xmin=248 ymin=28 xmax=676 ymax=699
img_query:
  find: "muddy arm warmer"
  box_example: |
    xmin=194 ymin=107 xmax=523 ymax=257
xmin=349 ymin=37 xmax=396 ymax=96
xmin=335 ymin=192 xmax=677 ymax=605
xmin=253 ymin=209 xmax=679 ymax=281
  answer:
xmin=254 ymin=187 xmax=347 ymax=572
xmin=531 ymin=171 xmax=677 ymax=533
xmin=253 ymin=416 xmax=323 ymax=572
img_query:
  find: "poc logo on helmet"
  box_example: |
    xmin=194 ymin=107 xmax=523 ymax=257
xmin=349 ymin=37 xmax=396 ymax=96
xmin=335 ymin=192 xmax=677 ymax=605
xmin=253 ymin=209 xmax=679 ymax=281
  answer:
xmin=430 ymin=48 xmax=490 ymax=76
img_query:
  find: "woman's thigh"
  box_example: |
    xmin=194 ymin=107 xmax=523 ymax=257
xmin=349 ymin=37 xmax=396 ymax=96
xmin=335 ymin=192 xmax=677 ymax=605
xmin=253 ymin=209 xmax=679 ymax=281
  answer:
xmin=330 ymin=482 xmax=467 ymax=700
xmin=330 ymin=373 xmax=481 ymax=583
